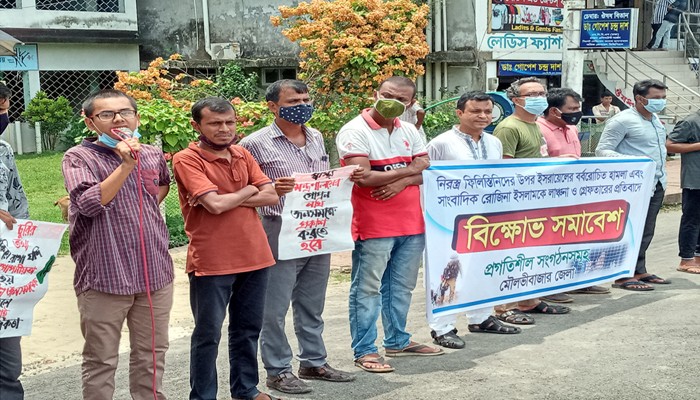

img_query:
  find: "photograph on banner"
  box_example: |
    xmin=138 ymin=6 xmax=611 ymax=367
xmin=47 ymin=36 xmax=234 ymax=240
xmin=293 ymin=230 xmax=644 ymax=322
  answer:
xmin=489 ymin=0 xmax=564 ymax=34
xmin=0 ymin=220 xmax=68 ymax=338
xmin=422 ymin=158 xmax=655 ymax=321
xmin=278 ymin=165 xmax=357 ymax=260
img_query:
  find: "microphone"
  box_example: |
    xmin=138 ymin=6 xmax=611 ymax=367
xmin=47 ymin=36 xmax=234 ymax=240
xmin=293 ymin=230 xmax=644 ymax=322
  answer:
xmin=111 ymin=127 xmax=138 ymax=159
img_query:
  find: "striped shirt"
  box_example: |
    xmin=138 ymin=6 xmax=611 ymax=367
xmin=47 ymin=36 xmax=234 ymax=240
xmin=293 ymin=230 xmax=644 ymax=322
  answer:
xmin=239 ymin=122 xmax=329 ymax=216
xmin=0 ymin=140 xmax=29 ymax=219
xmin=653 ymin=0 xmax=675 ymax=24
xmin=62 ymin=139 xmax=174 ymax=295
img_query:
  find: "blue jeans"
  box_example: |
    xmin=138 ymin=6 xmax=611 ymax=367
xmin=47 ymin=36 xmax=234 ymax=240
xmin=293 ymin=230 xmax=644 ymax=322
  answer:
xmin=349 ymin=234 xmax=425 ymax=359
xmin=188 ymin=268 xmax=269 ymax=400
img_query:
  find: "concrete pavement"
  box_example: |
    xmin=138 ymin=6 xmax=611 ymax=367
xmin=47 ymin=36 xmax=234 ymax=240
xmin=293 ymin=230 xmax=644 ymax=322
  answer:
xmin=20 ymin=208 xmax=700 ymax=400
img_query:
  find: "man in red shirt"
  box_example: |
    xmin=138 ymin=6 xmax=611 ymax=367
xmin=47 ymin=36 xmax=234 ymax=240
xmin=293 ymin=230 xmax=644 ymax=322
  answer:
xmin=336 ymin=77 xmax=443 ymax=374
xmin=173 ymin=97 xmax=280 ymax=400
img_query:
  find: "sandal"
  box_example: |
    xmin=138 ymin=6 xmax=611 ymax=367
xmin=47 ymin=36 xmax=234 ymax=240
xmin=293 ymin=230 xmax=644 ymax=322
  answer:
xmin=638 ymin=274 xmax=671 ymax=284
xmin=496 ymin=309 xmax=534 ymax=325
xmin=353 ymin=354 xmax=394 ymax=373
xmin=385 ymin=341 xmax=444 ymax=357
xmin=430 ymin=329 xmax=465 ymax=349
xmin=612 ymin=280 xmax=654 ymax=291
xmin=677 ymin=266 xmax=700 ymax=274
xmin=233 ymin=393 xmax=282 ymax=400
xmin=468 ymin=315 xmax=521 ymax=334
xmin=526 ymin=301 xmax=570 ymax=314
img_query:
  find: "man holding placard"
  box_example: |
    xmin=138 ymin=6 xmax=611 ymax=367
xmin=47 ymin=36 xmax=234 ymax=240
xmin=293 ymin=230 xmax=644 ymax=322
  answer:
xmin=0 ymin=82 xmax=30 ymax=400
xmin=240 ymin=80 xmax=357 ymax=395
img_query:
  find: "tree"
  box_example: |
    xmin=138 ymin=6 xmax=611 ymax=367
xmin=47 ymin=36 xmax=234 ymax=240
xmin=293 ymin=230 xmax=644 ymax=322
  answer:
xmin=271 ymin=0 xmax=430 ymax=108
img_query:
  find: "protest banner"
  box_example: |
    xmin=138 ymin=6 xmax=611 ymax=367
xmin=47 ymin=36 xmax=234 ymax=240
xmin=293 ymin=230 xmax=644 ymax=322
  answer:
xmin=278 ymin=166 xmax=356 ymax=260
xmin=0 ymin=220 xmax=68 ymax=337
xmin=422 ymin=157 xmax=655 ymax=321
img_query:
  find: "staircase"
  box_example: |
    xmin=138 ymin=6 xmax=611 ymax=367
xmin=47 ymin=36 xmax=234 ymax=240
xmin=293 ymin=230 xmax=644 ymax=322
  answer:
xmin=588 ymin=13 xmax=700 ymax=122
xmin=589 ymin=49 xmax=700 ymax=122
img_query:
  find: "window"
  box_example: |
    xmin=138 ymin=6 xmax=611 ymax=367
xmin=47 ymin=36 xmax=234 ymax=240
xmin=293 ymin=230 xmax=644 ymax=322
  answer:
xmin=35 ymin=0 xmax=122 ymax=13
xmin=0 ymin=0 xmax=17 ymax=9
xmin=262 ymin=68 xmax=298 ymax=85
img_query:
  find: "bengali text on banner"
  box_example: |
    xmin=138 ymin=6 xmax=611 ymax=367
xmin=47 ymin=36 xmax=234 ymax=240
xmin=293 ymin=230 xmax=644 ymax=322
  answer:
xmin=422 ymin=157 xmax=655 ymax=321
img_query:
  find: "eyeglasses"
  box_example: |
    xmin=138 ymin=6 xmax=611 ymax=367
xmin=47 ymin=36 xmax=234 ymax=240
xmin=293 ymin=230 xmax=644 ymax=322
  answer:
xmin=91 ymin=109 xmax=137 ymax=121
xmin=518 ymin=92 xmax=548 ymax=98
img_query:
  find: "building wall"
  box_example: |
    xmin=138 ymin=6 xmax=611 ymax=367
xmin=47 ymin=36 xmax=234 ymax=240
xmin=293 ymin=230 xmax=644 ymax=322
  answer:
xmin=137 ymin=0 xmax=298 ymax=63
xmin=38 ymin=43 xmax=139 ymax=71
xmin=0 ymin=0 xmax=137 ymax=31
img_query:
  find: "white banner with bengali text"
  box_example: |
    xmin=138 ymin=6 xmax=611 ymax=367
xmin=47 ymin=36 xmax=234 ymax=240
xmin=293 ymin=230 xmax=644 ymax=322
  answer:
xmin=278 ymin=166 xmax=356 ymax=260
xmin=0 ymin=220 xmax=68 ymax=337
xmin=422 ymin=157 xmax=655 ymax=321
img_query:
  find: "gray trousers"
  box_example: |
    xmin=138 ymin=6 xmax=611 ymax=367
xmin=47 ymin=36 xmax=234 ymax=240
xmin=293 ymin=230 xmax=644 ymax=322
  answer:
xmin=260 ymin=216 xmax=331 ymax=376
xmin=0 ymin=337 xmax=24 ymax=400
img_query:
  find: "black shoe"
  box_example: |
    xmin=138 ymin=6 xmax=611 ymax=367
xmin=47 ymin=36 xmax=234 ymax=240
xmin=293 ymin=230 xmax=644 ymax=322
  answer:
xmin=430 ymin=328 xmax=465 ymax=349
xmin=266 ymin=371 xmax=312 ymax=394
xmin=298 ymin=363 xmax=355 ymax=382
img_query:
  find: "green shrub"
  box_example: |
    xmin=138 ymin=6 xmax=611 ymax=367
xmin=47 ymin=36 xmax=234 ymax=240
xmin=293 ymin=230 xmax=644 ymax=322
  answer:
xmin=136 ymin=99 xmax=196 ymax=153
xmin=217 ymin=63 xmax=260 ymax=102
xmin=22 ymin=91 xmax=73 ymax=151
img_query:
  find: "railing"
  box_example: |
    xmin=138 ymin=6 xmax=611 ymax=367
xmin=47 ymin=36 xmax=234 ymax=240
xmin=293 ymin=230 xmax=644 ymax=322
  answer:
xmin=679 ymin=12 xmax=700 ymax=87
xmin=598 ymin=48 xmax=700 ymax=121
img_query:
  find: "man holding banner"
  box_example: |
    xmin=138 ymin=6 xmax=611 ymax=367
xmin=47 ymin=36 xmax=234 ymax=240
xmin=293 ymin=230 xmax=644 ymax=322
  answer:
xmin=493 ymin=77 xmax=572 ymax=321
xmin=336 ymin=76 xmax=443 ymax=374
xmin=240 ymin=80 xmax=357 ymax=394
xmin=0 ymin=84 xmax=29 ymax=400
xmin=596 ymin=79 xmax=672 ymax=290
xmin=425 ymin=91 xmax=521 ymax=350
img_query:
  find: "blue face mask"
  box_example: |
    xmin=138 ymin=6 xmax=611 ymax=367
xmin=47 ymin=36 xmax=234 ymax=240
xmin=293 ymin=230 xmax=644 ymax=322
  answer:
xmin=521 ymin=96 xmax=549 ymax=116
xmin=643 ymin=98 xmax=666 ymax=114
xmin=279 ymin=104 xmax=314 ymax=125
xmin=97 ymin=128 xmax=141 ymax=148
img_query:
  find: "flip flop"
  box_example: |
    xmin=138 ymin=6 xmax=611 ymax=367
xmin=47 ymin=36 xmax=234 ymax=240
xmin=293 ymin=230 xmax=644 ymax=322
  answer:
xmin=353 ymin=355 xmax=394 ymax=373
xmin=638 ymin=274 xmax=671 ymax=284
xmin=612 ymin=280 xmax=654 ymax=291
xmin=677 ymin=266 xmax=700 ymax=274
xmin=385 ymin=342 xmax=444 ymax=357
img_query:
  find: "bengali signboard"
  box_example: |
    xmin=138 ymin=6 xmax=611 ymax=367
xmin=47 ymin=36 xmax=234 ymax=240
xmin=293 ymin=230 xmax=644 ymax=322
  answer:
xmin=0 ymin=220 xmax=68 ymax=338
xmin=490 ymin=0 xmax=564 ymax=34
xmin=498 ymin=61 xmax=562 ymax=76
xmin=483 ymin=33 xmax=563 ymax=53
xmin=0 ymin=44 xmax=39 ymax=71
xmin=422 ymin=158 xmax=655 ymax=320
xmin=278 ymin=166 xmax=356 ymax=260
xmin=580 ymin=8 xmax=638 ymax=49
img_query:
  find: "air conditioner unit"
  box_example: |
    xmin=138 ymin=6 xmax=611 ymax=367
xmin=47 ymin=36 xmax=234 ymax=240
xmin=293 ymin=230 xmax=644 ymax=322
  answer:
xmin=211 ymin=42 xmax=241 ymax=60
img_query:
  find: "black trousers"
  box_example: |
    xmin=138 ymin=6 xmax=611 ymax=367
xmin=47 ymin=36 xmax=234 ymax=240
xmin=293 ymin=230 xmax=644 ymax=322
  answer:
xmin=635 ymin=182 xmax=665 ymax=275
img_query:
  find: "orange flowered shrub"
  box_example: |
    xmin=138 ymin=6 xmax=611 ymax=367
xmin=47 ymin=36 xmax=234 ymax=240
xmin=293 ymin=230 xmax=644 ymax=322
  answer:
xmin=271 ymin=0 xmax=430 ymax=109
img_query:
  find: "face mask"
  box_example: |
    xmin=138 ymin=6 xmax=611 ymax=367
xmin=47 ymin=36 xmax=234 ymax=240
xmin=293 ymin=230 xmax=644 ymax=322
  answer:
xmin=199 ymin=133 xmax=237 ymax=151
xmin=643 ymin=98 xmax=666 ymax=114
xmin=96 ymin=126 xmax=141 ymax=148
xmin=559 ymin=110 xmax=583 ymax=125
xmin=374 ymin=98 xmax=406 ymax=119
xmin=520 ymin=96 xmax=549 ymax=116
xmin=279 ymin=103 xmax=314 ymax=125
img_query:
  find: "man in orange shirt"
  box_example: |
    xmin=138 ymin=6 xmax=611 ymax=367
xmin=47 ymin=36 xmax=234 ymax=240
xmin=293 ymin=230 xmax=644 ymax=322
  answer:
xmin=172 ymin=97 xmax=280 ymax=400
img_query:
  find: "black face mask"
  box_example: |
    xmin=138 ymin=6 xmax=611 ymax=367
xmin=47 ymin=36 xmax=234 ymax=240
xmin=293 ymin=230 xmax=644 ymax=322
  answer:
xmin=560 ymin=111 xmax=583 ymax=125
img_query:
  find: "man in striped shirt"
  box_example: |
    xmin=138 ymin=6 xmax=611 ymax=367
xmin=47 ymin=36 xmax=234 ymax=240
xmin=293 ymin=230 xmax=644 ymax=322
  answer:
xmin=240 ymin=80 xmax=358 ymax=395
xmin=647 ymin=0 xmax=674 ymax=49
xmin=62 ymin=90 xmax=174 ymax=400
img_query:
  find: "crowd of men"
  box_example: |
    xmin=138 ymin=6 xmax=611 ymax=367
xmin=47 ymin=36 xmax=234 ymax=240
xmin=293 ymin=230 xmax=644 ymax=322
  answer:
xmin=1 ymin=73 xmax=699 ymax=400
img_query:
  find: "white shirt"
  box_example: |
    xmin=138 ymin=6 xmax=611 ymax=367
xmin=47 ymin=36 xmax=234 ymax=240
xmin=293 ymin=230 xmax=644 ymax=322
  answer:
xmin=427 ymin=126 xmax=503 ymax=161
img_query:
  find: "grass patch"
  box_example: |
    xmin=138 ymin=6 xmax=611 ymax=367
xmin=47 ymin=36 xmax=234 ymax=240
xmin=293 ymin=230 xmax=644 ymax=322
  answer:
xmin=15 ymin=152 xmax=70 ymax=254
xmin=330 ymin=268 xmax=352 ymax=284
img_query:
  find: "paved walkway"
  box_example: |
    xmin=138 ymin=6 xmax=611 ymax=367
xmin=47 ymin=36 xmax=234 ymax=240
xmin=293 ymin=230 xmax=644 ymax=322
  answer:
xmin=665 ymin=158 xmax=682 ymax=204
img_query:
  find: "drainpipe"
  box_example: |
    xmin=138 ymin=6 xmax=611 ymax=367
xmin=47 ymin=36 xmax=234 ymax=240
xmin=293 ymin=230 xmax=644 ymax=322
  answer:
xmin=202 ymin=0 xmax=214 ymax=58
